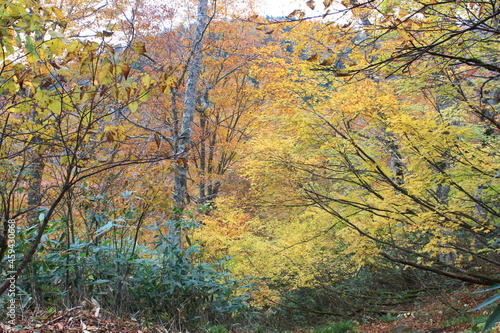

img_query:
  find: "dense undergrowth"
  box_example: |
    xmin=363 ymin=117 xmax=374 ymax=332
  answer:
xmin=1 ymin=216 xmax=495 ymax=332
xmin=1 ymin=219 xmax=253 ymax=331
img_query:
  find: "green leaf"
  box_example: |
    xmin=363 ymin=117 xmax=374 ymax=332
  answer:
xmin=49 ymin=99 xmax=62 ymax=114
xmin=471 ymin=293 xmax=500 ymax=312
xmin=94 ymin=221 xmax=114 ymax=237
xmin=25 ymin=35 xmax=36 ymax=54
xmin=475 ymin=284 xmax=500 ymax=294
xmin=48 ymin=30 xmax=65 ymax=39
xmin=484 ymin=304 xmax=500 ymax=332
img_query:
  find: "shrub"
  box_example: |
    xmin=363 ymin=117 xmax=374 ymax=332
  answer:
xmin=3 ymin=218 xmax=253 ymax=330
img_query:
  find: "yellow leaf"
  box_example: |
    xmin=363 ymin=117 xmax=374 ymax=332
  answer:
xmin=140 ymin=74 xmax=152 ymax=87
xmin=411 ymin=21 xmax=422 ymax=30
xmin=139 ymin=91 xmax=150 ymax=102
xmin=398 ymin=29 xmax=411 ymax=41
xmin=97 ymin=63 xmax=112 ymax=85
xmin=132 ymin=42 xmax=147 ymax=54
xmin=324 ymin=0 xmax=333 ymax=9
xmin=129 ymin=101 xmax=139 ymax=112
xmin=160 ymin=74 xmax=178 ymax=93
xmin=51 ymin=7 xmax=64 ymax=21
xmin=49 ymin=99 xmax=62 ymax=114
xmin=335 ymin=69 xmax=350 ymax=77
xmin=306 ymin=0 xmax=315 ymax=10
xmin=66 ymin=40 xmax=81 ymax=53
xmin=81 ymin=110 xmax=93 ymax=127
xmin=116 ymin=125 xmax=126 ymax=140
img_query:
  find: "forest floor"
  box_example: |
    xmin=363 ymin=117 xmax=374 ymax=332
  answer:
xmin=0 ymin=285 xmax=496 ymax=333
xmin=354 ymin=284 xmax=494 ymax=333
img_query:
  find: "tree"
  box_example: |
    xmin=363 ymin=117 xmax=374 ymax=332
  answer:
xmin=192 ymin=22 xmax=363 ymax=306
xmin=315 ymin=0 xmax=500 ymax=284
xmin=173 ymin=0 xmax=210 ymax=215
xmin=243 ymin=0 xmax=500 ymax=285
xmin=190 ymin=19 xmax=264 ymax=205
xmin=129 ymin=7 xmax=265 ymax=215
xmin=0 ymin=0 xmax=164 ymax=296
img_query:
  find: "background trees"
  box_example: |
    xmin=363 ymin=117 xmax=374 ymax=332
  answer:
xmin=194 ymin=0 xmax=500 ymax=320
xmin=302 ymin=0 xmax=500 ymax=285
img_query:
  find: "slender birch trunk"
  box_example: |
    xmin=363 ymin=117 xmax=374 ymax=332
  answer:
xmin=173 ymin=0 xmax=209 ymax=222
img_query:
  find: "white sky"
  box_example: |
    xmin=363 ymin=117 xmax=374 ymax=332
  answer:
xmin=258 ymin=0 xmax=298 ymax=16
xmin=258 ymin=0 xmax=323 ymax=17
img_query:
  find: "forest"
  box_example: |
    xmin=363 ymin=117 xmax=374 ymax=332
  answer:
xmin=1 ymin=0 xmax=500 ymax=332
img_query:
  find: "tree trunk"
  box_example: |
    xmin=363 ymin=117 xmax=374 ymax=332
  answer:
xmin=172 ymin=0 xmax=209 ymax=221
xmin=27 ymin=150 xmax=45 ymax=223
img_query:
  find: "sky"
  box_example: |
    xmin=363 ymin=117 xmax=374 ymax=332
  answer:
xmin=257 ymin=0 xmax=323 ymax=17
xmin=259 ymin=0 xmax=299 ymax=16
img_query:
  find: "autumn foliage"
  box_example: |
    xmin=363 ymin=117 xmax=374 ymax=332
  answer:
xmin=1 ymin=0 xmax=500 ymax=331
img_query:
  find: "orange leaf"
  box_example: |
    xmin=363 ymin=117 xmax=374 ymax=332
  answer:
xmin=121 ymin=64 xmax=131 ymax=79
xmin=320 ymin=55 xmax=336 ymax=66
xmin=335 ymin=69 xmax=350 ymax=77
xmin=306 ymin=54 xmax=320 ymax=62
xmin=177 ymin=158 xmax=188 ymax=167
xmin=341 ymin=22 xmax=352 ymax=29
xmin=287 ymin=10 xmax=305 ymax=20
xmin=154 ymin=132 xmax=161 ymax=148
